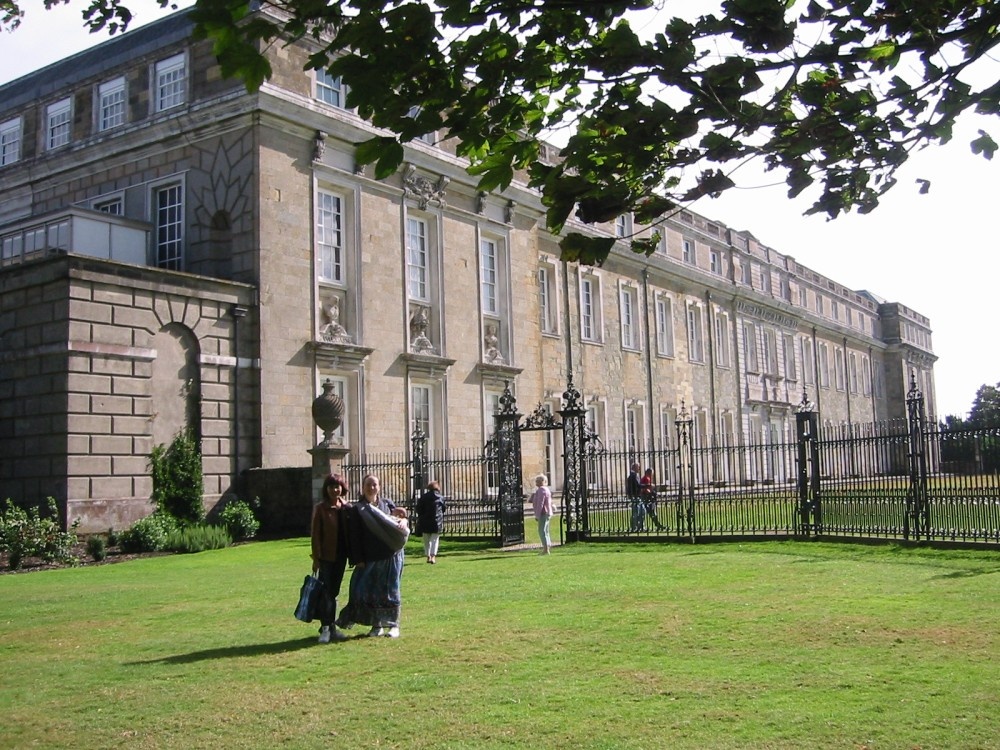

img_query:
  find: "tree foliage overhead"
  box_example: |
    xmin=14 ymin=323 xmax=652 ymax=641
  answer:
xmin=7 ymin=0 xmax=1000 ymax=264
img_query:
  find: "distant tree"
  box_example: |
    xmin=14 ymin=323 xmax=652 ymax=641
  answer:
xmin=6 ymin=0 xmax=999 ymax=264
xmin=968 ymin=383 xmax=1000 ymax=428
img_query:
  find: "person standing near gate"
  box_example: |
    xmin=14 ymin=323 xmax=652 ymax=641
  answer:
xmin=337 ymin=474 xmax=405 ymax=638
xmin=627 ymin=462 xmax=645 ymax=532
xmin=530 ymin=474 xmax=553 ymax=554
xmin=417 ymin=479 xmax=446 ymax=564
xmin=310 ymin=473 xmax=351 ymax=643
xmin=640 ymin=467 xmax=665 ymax=531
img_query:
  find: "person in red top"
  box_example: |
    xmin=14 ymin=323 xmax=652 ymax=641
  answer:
xmin=640 ymin=467 xmax=665 ymax=531
xmin=310 ymin=473 xmax=351 ymax=643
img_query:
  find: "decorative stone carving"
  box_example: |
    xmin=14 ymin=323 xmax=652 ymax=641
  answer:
xmin=505 ymin=199 xmax=517 ymax=224
xmin=476 ymin=191 xmax=487 ymax=214
xmin=409 ymin=305 xmax=436 ymax=354
xmin=312 ymin=378 xmax=345 ymax=447
xmin=483 ymin=323 xmax=505 ymax=365
xmin=319 ymin=296 xmax=352 ymax=344
xmin=403 ymin=163 xmax=449 ymax=210
xmin=313 ymin=131 xmax=327 ymax=162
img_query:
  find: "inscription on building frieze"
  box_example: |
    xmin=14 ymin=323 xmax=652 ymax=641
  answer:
xmin=736 ymin=300 xmax=798 ymax=330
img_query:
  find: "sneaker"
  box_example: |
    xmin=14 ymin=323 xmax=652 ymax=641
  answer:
xmin=367 ymin=626 xmax=384 ymax=637
xmin=317 ymin=626 xmax=332 ymax=644
xmin=384 ymin=626 xmax=400 ymax=638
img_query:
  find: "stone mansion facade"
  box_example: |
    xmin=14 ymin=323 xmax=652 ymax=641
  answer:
xmin=0 ymin=9 xmax=937 ymax=531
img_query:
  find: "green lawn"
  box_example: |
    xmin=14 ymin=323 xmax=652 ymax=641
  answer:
xmin=1 ymin=539 xmax=998 ymax=749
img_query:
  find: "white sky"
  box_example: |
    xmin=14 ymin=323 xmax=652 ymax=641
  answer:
xmin=3 ymin=0 xmax=998 ymax=419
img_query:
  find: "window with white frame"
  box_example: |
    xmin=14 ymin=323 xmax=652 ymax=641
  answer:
xmin=625 ymin=404 xmax=640 ymax=452
xmin=710 ymin=249 xmax=721 ymax=274
xmin=411 ymin=383 xmax=433 ymax=443
xmin=615 ymin=214 xmax=628 ymax=238
xmin=315 ymin=70 xmax=348 ymax=108
xmin=660 ymin=407 xmax=676 ymax=450
xmin=862 ymin=354 xmax=872 ymax=395
xmin=686 ymin=302 xmax=705 ymax=362
xmin=741 ymin=259 xmax=752 ymax=286
xmin=682 ymin=238 xmax=695 ymax=264
xmin=1 ymin=118 xmax=21 ymax=166
xmin=94 ymin=197 xmax=123 ymax=215
xmin=761 ymin=268 xmax=772 ymax=295
xmin=834 ymin=347 xmax=845 ymax=390
xmin=98 ymin=77 xmax=125 ymax=131
xmin=845 ymin=307 xmax=853 ymax=327
xmin=783 ymin=333 xmax=796 ymax=380
xmin=580 ymin=274 xmax=603 ymax=343
xmin=816 ymin=295 xmax=825 ymax=316
xmin=714 ymin=311 xmax=730 ymax=367
xmin=538 ymin=264 xmax=558 ymax=334
xmin=798 ymin=287 xmax=807 ymax=307
xmin=832 ymin=300 xmax=840 ymax=322
xmin=480 ymin=238 xmax=498 ymax=315
xmin=849 ymin=352 xmax=859 ymax=393
xmin=619 ymin=284 xmax=639 ymax=350
xmin=154 ymin=53 xmax=186 ymax=112
xmin=742 ymin=322 xmax=758 ymax=372
xmin=154 ymin=182 xmax=183 ymax=270
xmin=655 ymin=294 xmax=674 ymax=357
xmin=316 ymin=189 xmax=344 ymax=283
xmin=46 ymin=98 xmax=71 ymax=150
xmin=801 ymin=337 xmax=815 ymax=385
xmin=818 ymin=342 xmax=830 ymax=388
xmin=407 ymin=217 xmax=429 ymax=301
xmin=873 ymin=362 xmax=884 ymax=397
xmin=763 ymin=329 xmax=777 ymax=375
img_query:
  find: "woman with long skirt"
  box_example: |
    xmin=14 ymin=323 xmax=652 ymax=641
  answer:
xmin=337 ymin=474 xmax=405 ymax=638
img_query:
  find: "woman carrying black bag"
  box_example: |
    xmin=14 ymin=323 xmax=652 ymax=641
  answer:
xmin=310 ymin=473 xmax=351 ymax=643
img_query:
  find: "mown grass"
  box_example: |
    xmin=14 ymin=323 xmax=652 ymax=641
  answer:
xmin=1 ymin=539 xmax=998 ymax=750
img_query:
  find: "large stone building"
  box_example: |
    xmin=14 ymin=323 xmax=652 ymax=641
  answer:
xmin=0 ymin=9 xmax=936 ymax=532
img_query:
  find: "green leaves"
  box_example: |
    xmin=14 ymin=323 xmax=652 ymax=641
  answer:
xmin=39 ymin=0 xmax=995 ymax=268
xmin=559 ymin=234 xmax=615 ymax=266
xmin=355 ymin=137 xmax=405 ymax=180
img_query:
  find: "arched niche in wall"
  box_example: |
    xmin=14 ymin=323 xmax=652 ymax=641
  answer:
xmin=151 ymin=322 xmax=201 ymax=448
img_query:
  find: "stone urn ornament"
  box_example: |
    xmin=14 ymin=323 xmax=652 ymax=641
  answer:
xmin=312 ymin=379 xmax=345 ymax=447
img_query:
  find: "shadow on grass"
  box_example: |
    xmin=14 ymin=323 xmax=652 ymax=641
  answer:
xmin=126 ymin=637 xmax=321 ymax=665
xmin=929 ymin=565 xmax=1000 ymax=580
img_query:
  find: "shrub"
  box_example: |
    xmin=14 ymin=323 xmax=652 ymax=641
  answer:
xmin=0 ymin=498 xmax=79 ymax=570
xmin=218 ymin=498 xmax=260 ymax=542
xmin=106 ymin=528 xmax=119 ymax=547
xmin=118 ymin=513 xmax=178 ymax=554
xmin=149 ymin=429 xmax=204 ymax=524
xmin=164 ymin=524 xmax=231 ymax=554
xmin=86 ymin=535 xmax=107 ymax=562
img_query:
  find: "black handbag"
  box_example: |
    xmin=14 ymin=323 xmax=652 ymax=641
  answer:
xmin=294 ymin=574 xmax=325 ymax=622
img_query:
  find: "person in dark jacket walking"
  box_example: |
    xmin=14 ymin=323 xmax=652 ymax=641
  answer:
xmin=416 ymin=480 xmax=446 ymax=564
xmin=310 ymin=473 xmax=351 ymax=643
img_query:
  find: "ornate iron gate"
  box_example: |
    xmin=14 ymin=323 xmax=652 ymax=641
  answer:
xmin=492 ymin=378 xmax=592 ymax=546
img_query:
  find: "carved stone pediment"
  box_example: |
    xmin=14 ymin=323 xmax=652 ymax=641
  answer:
xmin=403 ymin=163 xmax=449 ymax=210
xmin=401 ymin=352 xmax=456 ymax=380
xmin=311 ymin=341 xmax=374 ymax=368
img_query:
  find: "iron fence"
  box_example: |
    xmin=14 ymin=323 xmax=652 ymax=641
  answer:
xmin=343 ymin=445 xmax=502 ymax=541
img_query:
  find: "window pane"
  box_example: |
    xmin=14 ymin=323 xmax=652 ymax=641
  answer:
xmin=155 ymin=184 xmax=183 ymax=270
xmin=317 ymin=191 xmax=342 ymax=282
